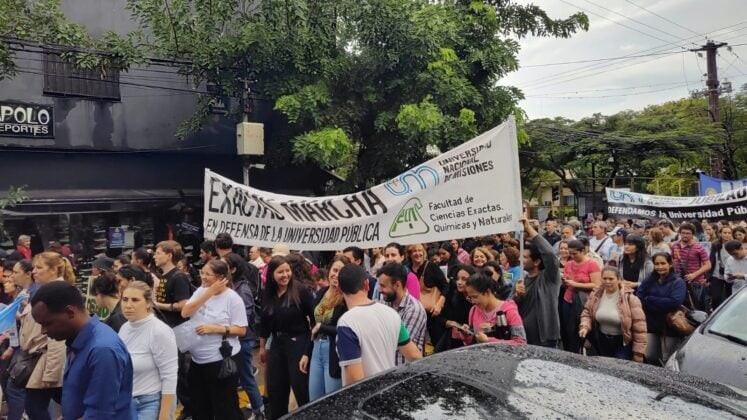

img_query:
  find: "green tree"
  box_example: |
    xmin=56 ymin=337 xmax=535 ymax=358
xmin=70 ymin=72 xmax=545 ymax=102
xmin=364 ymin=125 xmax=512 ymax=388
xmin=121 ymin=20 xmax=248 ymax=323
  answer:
xmin=123 ymin=0 xmax=587 ymax=189
xmin=522 ymin=96 xmax=727 ymax=195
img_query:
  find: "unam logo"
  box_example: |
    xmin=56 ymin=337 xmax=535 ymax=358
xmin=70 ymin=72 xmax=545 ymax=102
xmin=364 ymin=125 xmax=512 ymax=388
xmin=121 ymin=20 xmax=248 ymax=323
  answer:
xmin=389 ymin=198 xmax=430 ymax=238
xmin=384 ymin=165 xmax=440 ymax=196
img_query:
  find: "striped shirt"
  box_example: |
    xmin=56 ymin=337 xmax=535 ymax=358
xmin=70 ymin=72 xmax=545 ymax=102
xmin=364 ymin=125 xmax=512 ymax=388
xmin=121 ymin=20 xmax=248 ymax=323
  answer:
xmin=381 ymin=292 xmax=427 ymax=365
xmin=671 ymin=241 xmax=709 ymax=284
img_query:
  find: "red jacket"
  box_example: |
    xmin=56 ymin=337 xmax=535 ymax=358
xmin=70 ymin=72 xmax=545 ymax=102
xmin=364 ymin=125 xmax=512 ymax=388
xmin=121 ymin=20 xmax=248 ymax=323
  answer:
xmin=17 ymin=245 xmax=32 ymax=260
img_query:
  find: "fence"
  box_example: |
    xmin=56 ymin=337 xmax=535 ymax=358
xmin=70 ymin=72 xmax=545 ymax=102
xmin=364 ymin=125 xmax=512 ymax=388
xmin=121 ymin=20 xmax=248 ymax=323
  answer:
xmin=526 ymin=177 xmax=700 ymax=220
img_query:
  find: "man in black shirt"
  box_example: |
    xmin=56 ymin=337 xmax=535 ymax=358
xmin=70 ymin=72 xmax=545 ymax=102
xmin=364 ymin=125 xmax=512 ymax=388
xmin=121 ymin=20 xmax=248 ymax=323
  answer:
xmin=153 ymin=240 xmax=193 ymax=418
xmin=153 ymin=240 xmax=192 ymax=327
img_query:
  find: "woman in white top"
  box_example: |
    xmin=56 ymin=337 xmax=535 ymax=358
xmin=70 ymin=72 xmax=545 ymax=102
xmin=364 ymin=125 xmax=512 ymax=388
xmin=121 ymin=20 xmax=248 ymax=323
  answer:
xmin=119 ymin=280 xmax=178 ymax=420
xmin=181 ymin=260 xmax=247 ymax=420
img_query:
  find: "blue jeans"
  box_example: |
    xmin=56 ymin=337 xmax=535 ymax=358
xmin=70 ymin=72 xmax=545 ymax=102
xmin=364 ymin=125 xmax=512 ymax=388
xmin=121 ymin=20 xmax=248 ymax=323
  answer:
xmin=132 ymin=393 xmax=161 ymax=420
xmin=238 ymin=338 xmax=264 ymax=413
xmin=309 ymin=338 xmax=342 ymax=401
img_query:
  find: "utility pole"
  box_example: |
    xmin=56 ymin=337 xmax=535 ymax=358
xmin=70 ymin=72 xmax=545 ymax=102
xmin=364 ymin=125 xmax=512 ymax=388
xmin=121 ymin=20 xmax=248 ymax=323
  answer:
xmin=691 ymin=41 xmax=728 ymax=178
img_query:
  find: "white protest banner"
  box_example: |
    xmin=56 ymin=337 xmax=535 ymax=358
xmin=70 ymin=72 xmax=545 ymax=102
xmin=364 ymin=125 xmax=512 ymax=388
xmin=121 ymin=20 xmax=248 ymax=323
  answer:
xmin=203 ymin=118 xmax=522 ymax=250
xmin=606 ymin=187 xmax=747 ymax=222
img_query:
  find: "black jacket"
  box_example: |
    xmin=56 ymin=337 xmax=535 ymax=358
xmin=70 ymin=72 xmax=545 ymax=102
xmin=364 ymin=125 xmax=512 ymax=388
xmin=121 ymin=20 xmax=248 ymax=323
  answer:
xmin=308 ymin=286 xmax=347 ymax=379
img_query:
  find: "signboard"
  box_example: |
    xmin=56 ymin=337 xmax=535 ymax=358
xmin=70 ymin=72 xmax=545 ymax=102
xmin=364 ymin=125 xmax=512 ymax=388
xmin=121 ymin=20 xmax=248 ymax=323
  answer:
xmin=108 ymin=227 xmax=134 ymax=248
xmin=0 ymin=101 xmax=54 ymax=138
xmin=203 ymin=118 xmax=523 ymax=250
xmin=606 ymin=187 xmax=747 ymax=222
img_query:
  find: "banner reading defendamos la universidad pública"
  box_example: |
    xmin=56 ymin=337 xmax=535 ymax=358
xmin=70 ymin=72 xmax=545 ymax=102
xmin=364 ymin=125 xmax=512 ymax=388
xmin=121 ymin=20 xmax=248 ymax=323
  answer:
xmin=606 ymin=187 xmax=747 ymax=222
xmin=203 ymin=118 xmax=523 ymax=250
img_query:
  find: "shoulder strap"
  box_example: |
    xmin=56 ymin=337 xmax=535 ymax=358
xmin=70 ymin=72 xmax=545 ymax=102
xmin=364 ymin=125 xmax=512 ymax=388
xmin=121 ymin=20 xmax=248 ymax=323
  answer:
xmin=594 ymin=237 xmax=609 ymax=253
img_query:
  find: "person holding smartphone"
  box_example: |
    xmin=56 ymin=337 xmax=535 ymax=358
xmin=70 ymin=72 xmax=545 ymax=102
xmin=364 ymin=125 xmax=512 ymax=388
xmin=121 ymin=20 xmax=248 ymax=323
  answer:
xmin=462 ymin=273 xmax=526 ymax=346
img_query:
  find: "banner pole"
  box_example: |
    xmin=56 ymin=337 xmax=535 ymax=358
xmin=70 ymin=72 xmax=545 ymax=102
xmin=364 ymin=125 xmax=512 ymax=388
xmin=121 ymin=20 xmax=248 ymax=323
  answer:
xmin=518 ymin=229 xmax=524 ymax=283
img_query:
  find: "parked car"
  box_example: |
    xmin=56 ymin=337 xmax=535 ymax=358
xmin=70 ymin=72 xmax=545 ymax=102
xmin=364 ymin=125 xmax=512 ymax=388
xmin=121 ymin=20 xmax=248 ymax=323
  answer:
xmin=666 ymin=286 xmax=747 ymax=391
xmin=289 ymin=344 xmax=746 ymax=419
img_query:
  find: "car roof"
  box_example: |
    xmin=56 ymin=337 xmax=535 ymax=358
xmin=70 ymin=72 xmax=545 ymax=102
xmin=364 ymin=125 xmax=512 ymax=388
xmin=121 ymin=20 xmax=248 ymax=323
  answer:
xmin=291 ymin=344 xmax=747 ymax=419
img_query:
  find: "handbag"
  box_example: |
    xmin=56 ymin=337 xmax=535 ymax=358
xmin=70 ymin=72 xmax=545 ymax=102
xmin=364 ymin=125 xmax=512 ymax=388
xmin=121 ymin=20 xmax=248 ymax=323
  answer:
xmin=217 ymin=338 xmax=237 ymax=379
xmin=666 ymin=292 xmax=696 ymax=335
xmin=9 ymin=350 xmax=42 ymax=388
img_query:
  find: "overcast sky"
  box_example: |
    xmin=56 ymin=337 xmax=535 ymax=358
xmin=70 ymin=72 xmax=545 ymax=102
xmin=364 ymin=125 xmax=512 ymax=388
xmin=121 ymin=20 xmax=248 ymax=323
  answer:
xmin=501 ymin=0 xmax=747 ymax=121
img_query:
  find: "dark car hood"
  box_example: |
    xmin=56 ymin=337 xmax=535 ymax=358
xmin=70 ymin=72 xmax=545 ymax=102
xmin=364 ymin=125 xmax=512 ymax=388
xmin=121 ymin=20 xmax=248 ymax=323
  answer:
xmin=674 ymin=328 xmax=747 ymax=391
xmin=290 ymin=345 xmax=747 ymax=419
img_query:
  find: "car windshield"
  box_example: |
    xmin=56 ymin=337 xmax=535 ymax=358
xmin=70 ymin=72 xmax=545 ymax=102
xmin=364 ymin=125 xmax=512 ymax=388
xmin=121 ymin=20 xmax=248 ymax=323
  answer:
xmin=708 ymin=289 xmax=747 ymax=345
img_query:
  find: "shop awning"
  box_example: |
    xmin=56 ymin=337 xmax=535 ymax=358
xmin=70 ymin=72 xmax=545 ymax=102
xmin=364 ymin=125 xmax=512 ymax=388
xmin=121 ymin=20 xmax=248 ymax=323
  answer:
xmin=1 ymin=188 xmax=202 ymax=215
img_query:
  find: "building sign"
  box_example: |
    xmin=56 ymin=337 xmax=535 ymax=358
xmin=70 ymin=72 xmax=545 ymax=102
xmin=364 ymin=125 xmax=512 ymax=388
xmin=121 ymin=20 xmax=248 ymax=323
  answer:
xmin=204 ymin=118 xmax=523 ymax=250
xmin=0 ymin=101 xmax=54 ymax=138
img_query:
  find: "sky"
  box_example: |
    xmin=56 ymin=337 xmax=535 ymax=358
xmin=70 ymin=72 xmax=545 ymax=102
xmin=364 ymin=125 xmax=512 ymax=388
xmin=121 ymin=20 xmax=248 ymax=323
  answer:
xmin=500 ymin=0 xmax=747 ymax=121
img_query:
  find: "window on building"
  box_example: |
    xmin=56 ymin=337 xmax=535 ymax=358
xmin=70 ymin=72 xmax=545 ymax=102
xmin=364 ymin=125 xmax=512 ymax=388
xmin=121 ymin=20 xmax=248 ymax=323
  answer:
xmin=43 ymin=52 xmax=121 ymax=100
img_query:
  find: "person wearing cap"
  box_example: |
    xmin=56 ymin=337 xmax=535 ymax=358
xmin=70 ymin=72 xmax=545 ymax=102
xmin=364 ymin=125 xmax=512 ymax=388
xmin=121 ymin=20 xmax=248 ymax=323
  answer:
xmin=91 ymin=256 xmax=115 ymax=277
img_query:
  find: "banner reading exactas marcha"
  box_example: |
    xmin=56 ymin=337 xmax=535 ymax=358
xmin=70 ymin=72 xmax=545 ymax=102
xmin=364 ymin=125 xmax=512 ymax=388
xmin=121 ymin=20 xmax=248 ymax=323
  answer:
xmin=606 ymin=187 xmax=747 ymax=222
xmin=203 ymin=118 xmax=523 ymax=250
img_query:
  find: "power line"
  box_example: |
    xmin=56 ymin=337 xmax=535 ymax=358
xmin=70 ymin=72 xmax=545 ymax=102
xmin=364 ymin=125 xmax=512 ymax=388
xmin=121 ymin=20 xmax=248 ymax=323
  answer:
xmin=521 ymin=50 xmax=681 ymax=67
xmin=519 ymin=21 xmax=747 ymax=90
xmin=525 ymin=83 xmax=690 ymax=99
xmin=525 ymin=80 xmax=689 ymax=96
xmin=559 ymin=0 xmax=687 ymax=47
xmin=622 ymin=0 xmax=701 ymax=38
xmin=580 ymin=0 xmax=694 ymax=44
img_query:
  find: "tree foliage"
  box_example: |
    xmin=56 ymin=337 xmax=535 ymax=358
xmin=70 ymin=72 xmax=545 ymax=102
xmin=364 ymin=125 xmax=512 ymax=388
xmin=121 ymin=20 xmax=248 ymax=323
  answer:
xmin=123 ymin=0 xmax=587 ymax=188
xmin=0 ymin=0 xmax=143 ymax=79
xmin=522 ymin=88 xmax=747 ymax=198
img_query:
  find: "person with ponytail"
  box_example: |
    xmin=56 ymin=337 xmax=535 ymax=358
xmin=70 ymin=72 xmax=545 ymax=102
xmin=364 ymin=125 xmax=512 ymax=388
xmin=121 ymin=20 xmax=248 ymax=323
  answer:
xmin=180 ymin=259 xmax=247 ymax=419
xmin=463 ymin=273 xmax=526 ymax=346
xmin=132 ymin=247 xmax=161 ymax=293
xmin=19 ymin=252 xmax=69 ymax=419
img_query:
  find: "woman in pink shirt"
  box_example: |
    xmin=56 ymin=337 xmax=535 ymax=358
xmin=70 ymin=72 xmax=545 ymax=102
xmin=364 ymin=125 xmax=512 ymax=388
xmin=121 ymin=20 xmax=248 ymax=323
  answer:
xmin=561 ymin=239 xmax=601 ymax=352
xmin=461 ymin=273 xmax=526 ymax=346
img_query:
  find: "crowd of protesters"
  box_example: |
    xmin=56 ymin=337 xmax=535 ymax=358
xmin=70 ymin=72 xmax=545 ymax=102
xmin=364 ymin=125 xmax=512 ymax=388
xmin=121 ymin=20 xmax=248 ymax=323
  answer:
xmin=0 ymin=214 xmax=745 ymax=419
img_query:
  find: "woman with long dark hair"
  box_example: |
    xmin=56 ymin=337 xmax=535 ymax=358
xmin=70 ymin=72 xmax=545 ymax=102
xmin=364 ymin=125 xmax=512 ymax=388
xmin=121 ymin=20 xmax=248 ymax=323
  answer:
xmin=132 ymin=247 xmax=160 ymax=292
xmin=635 ymin=253 xmax=687 ymax=365
xmin=305 ymin=255 xmax=349 ymax=401
xmin=616 ymin=235 xmax=653 ymax=289
xmin=259 ymin=256 xmax=315 ymax=419
xmin=419 ymin=262 xmax=449 ymax=350
xmin=180 ymin=259 xmax=247 ymax=419
xmin=462 ymin=273 xmax=526 ymax=346
xmin=435 ymin=264 xmax=475 ymax=352
xmin=436 ymin=242 xmax=460 ymax=280
xmin=222 ymin=253 xmax=263 ymax=418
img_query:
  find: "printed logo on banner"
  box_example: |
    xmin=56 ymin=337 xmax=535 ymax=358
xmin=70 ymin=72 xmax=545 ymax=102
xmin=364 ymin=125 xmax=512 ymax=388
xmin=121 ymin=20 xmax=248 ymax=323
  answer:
xmin=608 ymin=189 xmax=644 ymax=204
xmin=384 ymin=165 xmax=440 ymax=196
xmin=389 ymin=198 xmax=430 ymax=238
xmin=705 ymin=187 xmax=718 ymax=196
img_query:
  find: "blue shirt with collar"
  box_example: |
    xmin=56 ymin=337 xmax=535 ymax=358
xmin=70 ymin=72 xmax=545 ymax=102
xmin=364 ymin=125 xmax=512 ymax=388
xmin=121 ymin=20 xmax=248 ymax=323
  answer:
xmin=63 ymin=316 xmax=135 ymax=420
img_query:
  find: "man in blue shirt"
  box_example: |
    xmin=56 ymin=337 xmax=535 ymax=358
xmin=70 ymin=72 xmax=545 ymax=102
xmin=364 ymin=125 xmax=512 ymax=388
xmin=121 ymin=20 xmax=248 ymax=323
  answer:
xmin=31 ymin=281 xmax=135 ymax=420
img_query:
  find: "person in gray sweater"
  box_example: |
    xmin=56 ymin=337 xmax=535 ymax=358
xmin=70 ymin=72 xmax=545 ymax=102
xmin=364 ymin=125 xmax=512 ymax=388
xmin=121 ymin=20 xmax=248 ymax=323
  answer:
xmin=515 ymin=217 xmax=562 ymax=348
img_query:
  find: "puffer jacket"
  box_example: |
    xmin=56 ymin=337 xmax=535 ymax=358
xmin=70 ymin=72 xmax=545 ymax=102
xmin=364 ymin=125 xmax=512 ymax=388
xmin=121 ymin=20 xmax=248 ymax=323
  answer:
xmin=580 ymin=285 xmax=647 ymax=361
xmin=18 ymin=303 xmax=66 ymax=388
